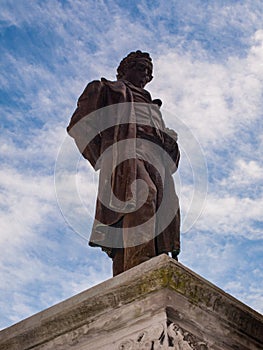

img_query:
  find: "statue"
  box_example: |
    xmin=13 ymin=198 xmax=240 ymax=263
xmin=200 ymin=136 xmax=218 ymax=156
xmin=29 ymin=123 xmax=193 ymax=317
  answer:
xmin=67 ymin=50 xmax=180 ymax=276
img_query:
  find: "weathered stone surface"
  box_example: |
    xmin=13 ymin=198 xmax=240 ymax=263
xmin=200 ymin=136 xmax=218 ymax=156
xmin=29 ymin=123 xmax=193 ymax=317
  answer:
xmin=0 ymin=254 xmax=262 ymax=349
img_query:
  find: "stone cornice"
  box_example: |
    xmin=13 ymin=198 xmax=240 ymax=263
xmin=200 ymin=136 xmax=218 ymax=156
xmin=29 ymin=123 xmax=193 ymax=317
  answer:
xmin=0 ymin=255 xmax=262 ymax=350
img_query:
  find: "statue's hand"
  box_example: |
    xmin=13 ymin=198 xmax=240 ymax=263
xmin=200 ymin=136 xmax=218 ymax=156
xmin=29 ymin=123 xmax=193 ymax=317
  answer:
xmin=165 ymin=127 xmax=178 ymax=142
xmin=152 ymin=98 xmax=162 ymax=108
xmin=172 ymin=249 xmax=180 ymax=261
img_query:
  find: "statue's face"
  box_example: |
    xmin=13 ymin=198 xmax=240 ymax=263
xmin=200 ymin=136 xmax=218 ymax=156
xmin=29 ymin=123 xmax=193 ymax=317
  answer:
xmin=123 ymin=58 xmax=153 ymax=88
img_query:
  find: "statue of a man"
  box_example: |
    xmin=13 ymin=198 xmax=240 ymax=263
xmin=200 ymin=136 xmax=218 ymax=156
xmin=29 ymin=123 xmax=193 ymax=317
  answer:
xmin=67 ymin=50 xmax=180 ymax=276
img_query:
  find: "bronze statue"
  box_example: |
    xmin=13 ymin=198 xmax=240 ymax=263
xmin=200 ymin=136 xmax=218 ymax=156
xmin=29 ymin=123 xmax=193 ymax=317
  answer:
xmin=67 ymin=51 xmax=180 ymax=276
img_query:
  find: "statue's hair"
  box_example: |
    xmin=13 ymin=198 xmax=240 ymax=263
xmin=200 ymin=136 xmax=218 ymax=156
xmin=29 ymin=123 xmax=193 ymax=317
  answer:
xmin=116 ymin=50 xmax=153 ymax=80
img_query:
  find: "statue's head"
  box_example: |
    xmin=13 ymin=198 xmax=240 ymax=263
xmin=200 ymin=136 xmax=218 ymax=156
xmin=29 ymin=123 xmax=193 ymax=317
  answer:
xmin=117 ymin=50 xmax=153 ymax=88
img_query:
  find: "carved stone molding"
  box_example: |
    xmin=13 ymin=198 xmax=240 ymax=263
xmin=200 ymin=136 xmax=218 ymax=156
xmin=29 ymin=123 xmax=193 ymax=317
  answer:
xmin=167 ymin=263 xmax=263 ymax=341
xmin=118 ymin=322 xmax=208 ymax=350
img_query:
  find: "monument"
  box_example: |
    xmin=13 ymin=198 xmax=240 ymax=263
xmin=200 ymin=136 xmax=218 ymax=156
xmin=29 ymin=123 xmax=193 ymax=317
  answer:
xmin=1 ymin=51 xmax=262 ymax=349
xmin=67 ymin=50 xmax=180 ymax=276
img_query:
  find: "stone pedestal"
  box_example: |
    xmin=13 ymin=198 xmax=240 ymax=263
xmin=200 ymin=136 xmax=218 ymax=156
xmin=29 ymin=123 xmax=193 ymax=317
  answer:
xmin=0 ymin=254 xmax=262 ymax=349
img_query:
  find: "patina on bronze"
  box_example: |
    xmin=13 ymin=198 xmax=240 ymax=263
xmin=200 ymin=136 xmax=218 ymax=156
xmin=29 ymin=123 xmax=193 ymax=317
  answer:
xmin=67 ymin=51 xmax=180 ymax=276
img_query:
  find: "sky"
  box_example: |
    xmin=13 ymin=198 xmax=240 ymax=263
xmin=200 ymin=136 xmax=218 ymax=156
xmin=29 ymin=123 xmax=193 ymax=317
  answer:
xmin=0 ymin=0 xmax=262 ymax=329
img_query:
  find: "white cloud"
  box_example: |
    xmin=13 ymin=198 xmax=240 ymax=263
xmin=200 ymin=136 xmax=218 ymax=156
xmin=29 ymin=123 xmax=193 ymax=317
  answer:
xmin=0 ymin=168 xmax=55 ymax=254
xmin=223 ymin=159 xmax=263 ymax=185
xmin=150 ymin=30 xmax=263 ymax=146
xmin=201 ymin=194 xmax=261 ymax=233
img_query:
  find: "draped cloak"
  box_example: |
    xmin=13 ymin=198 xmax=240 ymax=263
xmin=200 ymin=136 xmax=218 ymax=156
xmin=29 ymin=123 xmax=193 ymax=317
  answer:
xmin=67 ymin=78 xmax=180 ymax=258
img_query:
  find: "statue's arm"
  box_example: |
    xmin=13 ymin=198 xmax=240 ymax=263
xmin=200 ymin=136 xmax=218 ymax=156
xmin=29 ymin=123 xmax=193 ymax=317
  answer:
xmin=67 ymin=80 xmax=104 ymax=169
xmin=67 ymin=80 xmax=104 ymax=131
xmin=154 ymin=108 xmax=180 ymax=173
xmin=162 ymin=126 xmax=180 ymax=174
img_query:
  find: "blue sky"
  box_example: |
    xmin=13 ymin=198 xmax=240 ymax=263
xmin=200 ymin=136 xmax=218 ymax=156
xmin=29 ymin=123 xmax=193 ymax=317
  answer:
xmin=0 ymin=0 xmax=262 ymax=329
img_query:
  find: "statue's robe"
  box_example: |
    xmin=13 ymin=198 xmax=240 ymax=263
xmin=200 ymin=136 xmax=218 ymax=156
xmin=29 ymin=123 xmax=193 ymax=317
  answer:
xmin=67 ymin=78 xmax=180 ymax=275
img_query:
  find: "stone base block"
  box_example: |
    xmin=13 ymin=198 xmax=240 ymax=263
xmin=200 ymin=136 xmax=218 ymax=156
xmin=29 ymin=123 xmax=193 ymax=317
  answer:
xmin=0 ymin=254 xmax=262 ymax=349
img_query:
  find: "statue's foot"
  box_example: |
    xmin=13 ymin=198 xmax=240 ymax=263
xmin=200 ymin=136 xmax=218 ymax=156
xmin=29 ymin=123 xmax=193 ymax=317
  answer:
xmin=171 ymin=249 xmax=180 ymax=261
